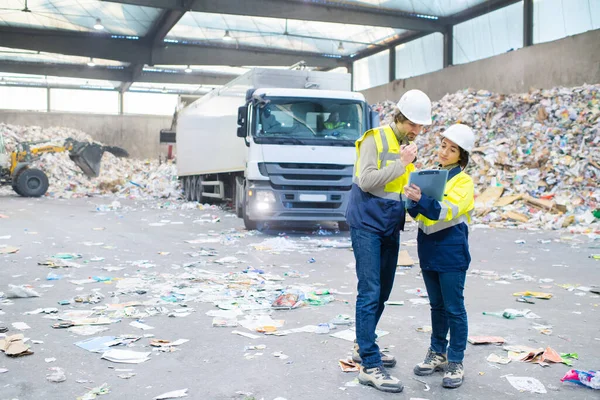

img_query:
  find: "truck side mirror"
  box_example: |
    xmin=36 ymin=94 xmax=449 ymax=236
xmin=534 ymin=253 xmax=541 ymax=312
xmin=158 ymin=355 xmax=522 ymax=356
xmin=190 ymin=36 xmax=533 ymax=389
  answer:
xmin=370 ymin=110 xmax=380 ymax=129
xmin=237 ymin=106 xmax=248 ymax=127
xmin=237 ymin=106 xmax=248 ymax=140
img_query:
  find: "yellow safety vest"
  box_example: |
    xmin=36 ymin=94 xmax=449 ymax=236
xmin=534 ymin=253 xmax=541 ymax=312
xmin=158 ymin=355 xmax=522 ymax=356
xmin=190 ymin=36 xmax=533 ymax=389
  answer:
xmin=353 ymin=126 xmax=415 ymax=201
xmin=414 ymin=171 xmax=475 ymax=235
xmin=324 ymin=121 xmax=345 ymax=129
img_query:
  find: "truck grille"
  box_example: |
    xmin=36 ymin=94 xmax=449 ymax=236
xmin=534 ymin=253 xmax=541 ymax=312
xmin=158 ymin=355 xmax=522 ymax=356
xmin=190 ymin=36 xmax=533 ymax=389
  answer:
xmin=264 ymin=163 xmax=353 ymax=210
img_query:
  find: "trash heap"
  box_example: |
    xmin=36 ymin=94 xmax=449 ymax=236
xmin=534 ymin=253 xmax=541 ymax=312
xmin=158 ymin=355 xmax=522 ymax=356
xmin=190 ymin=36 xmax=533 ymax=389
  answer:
xmin=0 ymin=123 xmax=181 ymax=199
xmin=372 ymin=84 xmax=600 ymax=232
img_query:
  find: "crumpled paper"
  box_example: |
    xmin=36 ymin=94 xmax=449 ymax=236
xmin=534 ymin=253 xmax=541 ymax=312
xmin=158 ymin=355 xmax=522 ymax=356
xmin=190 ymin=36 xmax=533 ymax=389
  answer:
xmin=372 ymin=84 xmax=600 ymax=233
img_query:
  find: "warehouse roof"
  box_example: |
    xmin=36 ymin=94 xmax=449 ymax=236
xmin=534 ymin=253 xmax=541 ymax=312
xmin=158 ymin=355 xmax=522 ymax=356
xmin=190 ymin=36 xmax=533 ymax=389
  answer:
xmin=0 ymin=0 xmax=516 ymax=92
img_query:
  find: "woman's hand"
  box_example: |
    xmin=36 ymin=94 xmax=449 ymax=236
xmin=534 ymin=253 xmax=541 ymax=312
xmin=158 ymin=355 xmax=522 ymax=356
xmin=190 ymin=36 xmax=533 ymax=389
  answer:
xmin=403 ymin=184 xmax=422 ymax=202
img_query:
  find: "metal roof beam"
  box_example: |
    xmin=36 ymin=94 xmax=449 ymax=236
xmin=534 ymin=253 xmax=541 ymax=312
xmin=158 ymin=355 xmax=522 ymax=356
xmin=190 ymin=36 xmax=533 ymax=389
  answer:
xmin=0 ymin=61 xmax=130 ymax=81
xmin=448 ymin=0 xmax=521 ymax=25
xmin=153 ymin=44 xmax=342 ymax=68
xmin=139 ymin=71 xmax=237 ymax=85
xmin=0 ymin=28 xmax=150 ymax=64
xmin=101 ymin=0 xmax=443 ymax=32
xmin=0 ymin=27 xmax=341 ymax=68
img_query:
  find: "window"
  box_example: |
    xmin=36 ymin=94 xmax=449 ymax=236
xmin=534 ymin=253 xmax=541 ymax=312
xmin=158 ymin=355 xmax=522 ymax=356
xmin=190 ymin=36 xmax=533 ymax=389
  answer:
xmin=123 ymin=92 xmax=178 ymax=116
xmin=453 ymin=1 xmax=524 ymax=64
xmin=534 ymin=0 xmax=600 ymax=44
xmin=0 ymin=87 xmax=47 ymax=111
xmin=353 ymin=49 xmax=390 ymax=91
xmin=50 ymin=89 xmax=118 ymax=114
xmin=395 ymin=33 xmax=443 ymax=79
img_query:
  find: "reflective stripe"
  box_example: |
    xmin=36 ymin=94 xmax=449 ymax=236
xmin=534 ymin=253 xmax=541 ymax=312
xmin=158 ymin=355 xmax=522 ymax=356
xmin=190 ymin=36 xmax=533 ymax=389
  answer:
xmin=418 ymin=210 xmax=473 ymax=235
xmin=418 ymin=214 xmax=470 ymax=235
xmin=378 ymin=127 xmax=389 ymax=166
xmin=442 ymin=200 xmax=459 ymax=218
xmin=438 ymin=202 xmax=449 ymax=220
xmin=371 ymin=188 xmax=402 ymax=202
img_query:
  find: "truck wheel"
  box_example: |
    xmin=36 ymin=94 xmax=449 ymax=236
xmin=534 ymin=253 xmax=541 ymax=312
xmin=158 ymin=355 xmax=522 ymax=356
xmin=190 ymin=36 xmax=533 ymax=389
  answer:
xmin=16 ymin=168 xmax=49 ymax=197
xmin=184 ymin=177 xmax=193 ymax=201
xmin=190 ymin=177 xmax=197 ymax=202
xmin=234 ymin=178 xmax=244 ymax=218
xmin=338 ymin=221 xmax=350 ymax=232
xmin=242 ymin=191 xmax=258 ymax=230
xmin=195 ymin=176 xmax=203 ymax=203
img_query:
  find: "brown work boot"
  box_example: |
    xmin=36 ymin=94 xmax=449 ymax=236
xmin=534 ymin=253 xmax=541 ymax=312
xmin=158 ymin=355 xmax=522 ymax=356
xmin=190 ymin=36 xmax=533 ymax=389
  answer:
xmin=442 ymin=361 xmax=464 ymax=388
xmin=352 ymin=342 xmax=397 ymax=368
xmin=358 ymin=365 xmax=404 ymax=393
xmin=414 ymin=348 xmax=447 ymax=376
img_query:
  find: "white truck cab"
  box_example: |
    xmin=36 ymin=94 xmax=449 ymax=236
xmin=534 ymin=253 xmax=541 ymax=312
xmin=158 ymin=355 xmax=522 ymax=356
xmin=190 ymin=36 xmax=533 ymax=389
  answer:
xmin=176 ymin=68 xmax=379 ymax=230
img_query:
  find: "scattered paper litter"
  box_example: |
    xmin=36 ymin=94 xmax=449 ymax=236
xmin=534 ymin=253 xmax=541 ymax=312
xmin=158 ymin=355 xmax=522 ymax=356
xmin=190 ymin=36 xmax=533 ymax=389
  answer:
xmin=11 ymin=322 xmax=31 ymax=331
xmin=487 ymin=354 xmax=511 ymax=364
xmin=101 ymin=349 xmax=150 ymax=364
xmin=154 ymin=389 xmax=188 ymax=399
xmin=46 ymin=367 xmax=67 ymax=383
xmin=505 ymin=376 xmax=547 ymax=394
xmin=232 ymin=330 xmax=260 ymax=339
xmin=129 ymin=321 xmax=154 ymax=330
xmin=330 ymin=328 xmax=389 ymax=342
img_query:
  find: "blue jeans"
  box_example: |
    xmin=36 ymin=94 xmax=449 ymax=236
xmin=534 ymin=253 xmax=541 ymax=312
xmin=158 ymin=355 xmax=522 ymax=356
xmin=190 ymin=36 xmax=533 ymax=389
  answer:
xmin=421 ymin=270 xmax=468 ymax=363
xmin=352 ymin=227 xmax=399 ymax=368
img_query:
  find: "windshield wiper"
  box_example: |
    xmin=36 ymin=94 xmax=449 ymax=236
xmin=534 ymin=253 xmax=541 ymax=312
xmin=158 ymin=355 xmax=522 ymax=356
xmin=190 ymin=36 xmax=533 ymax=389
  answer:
xmin=262 ymin=137 xmax=304 ymax=145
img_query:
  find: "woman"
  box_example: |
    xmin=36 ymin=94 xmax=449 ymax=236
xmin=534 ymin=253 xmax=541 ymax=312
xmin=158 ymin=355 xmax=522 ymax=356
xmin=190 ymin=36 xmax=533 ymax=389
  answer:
xmin=403 ymin=124 xmax=475 ymax=389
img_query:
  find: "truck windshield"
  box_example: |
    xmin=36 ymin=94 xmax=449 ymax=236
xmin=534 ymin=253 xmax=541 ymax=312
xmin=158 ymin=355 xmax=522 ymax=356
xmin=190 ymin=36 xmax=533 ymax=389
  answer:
xmin=253 ymin=97 xmax=364 ymax=145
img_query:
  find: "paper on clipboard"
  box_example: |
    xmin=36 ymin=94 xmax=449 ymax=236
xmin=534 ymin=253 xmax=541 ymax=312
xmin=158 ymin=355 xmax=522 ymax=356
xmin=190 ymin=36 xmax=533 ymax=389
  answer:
xmin=405 ymin=170 xmax=448 ymax=206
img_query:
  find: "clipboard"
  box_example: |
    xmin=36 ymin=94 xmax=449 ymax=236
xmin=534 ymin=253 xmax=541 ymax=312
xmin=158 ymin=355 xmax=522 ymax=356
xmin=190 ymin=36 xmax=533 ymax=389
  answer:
xmin=405 ymin=169 xmax=448 ymax=206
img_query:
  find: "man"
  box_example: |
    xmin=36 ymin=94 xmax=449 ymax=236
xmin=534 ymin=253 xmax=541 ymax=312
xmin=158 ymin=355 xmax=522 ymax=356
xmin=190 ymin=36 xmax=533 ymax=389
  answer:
xmin=345 ymin=89 xmax=432 ymax=393
xmin=260 ymin=106 xmax=281 ymax=133
xmin=324 ymin=111 xmax=346 ymax=130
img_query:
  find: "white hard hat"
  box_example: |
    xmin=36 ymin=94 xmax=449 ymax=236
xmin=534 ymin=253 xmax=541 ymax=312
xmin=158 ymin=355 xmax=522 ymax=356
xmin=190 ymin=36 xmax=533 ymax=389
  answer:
xmin=396 ymin=89 xmax=432 ymax=126
xmin=440 ymin=124 xmax=476 ymax=152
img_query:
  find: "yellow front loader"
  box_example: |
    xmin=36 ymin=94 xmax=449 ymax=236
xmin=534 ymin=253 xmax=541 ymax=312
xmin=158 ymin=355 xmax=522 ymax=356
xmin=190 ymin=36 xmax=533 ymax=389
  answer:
xmin=0 ymin=135 xmax=128 ymax=197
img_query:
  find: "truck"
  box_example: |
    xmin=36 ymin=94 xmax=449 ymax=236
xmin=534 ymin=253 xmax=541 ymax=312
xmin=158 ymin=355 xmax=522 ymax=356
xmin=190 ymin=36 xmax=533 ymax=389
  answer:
xmin=176 ymin=67 xmax=379 ymax=230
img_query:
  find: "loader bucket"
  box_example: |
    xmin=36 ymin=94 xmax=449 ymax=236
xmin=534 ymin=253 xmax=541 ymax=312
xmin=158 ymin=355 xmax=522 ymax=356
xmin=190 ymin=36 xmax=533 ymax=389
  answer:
xmin=69 ymin=143 xmax=104 ymax=178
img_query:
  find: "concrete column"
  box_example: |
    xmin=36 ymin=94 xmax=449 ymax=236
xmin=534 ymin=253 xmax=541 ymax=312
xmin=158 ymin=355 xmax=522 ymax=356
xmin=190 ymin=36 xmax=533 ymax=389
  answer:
xmin=347 ymin=62 xmax=354 ymax=91
xmin=523 ymin=0 xmax=534 ymax=47
xmin=46 ymin=88 xmax=51 ymax=112
xmin=389 ymin=46 xmax=396 ymax=83
xmin=443 ymin=26 xmax=453 ymax=68
xmin=118 ymin=91 xmax=124 ymax=115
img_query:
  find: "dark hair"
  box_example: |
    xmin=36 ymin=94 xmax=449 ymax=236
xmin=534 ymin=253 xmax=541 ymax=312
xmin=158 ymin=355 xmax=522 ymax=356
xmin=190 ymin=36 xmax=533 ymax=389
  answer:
xmin=393 ymin=110 xmax=408 ymax=124
xmin=459 ymin=147 xmax=469 ymax=169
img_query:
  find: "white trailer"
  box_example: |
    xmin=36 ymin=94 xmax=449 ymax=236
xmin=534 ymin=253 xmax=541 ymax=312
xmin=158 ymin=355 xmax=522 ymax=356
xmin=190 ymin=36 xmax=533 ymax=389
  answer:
xmin=176 ymin=68 xmax=379 ymax=230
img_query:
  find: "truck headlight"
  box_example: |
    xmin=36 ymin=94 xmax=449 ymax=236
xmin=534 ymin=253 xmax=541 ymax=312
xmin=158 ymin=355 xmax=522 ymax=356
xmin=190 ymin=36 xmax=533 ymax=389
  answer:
xmin=256 ymin=191 xmax=276 ymax=203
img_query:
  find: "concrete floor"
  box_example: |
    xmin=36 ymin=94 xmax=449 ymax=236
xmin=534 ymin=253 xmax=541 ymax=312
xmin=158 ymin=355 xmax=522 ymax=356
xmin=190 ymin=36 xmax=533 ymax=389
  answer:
xmin=0 ymin=194 xmax=598 ymax=400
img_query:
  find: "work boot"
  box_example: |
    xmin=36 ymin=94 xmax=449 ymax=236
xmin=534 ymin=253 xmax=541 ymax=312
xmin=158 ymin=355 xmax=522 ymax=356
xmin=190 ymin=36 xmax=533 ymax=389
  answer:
xmin=442 ymin=362 xmax=464 ymax=388
xmin=352 ymin=343 xmax=397 ymax=368
xmin=358 ymin=365 xmax=404 ymax=393
xmin=413 ymin=348 xmax=447 ymax=376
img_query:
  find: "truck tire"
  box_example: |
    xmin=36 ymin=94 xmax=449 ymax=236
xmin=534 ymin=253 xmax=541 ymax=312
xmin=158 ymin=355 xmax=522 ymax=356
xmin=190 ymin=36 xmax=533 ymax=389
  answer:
xmin=338 ymin=221 xmax=350 ymax=232
xmin=16 ymin=168 xmax=49 ymax=197
xmin=242 ymin=192 xmax=259 ymax=230
xmin=184 ymin=177 xmax=192 ymax=201
xmin=234 ymin=177 xmax=244 ymax=218
xmin=195 ymin=176 xmax=203 ymax=203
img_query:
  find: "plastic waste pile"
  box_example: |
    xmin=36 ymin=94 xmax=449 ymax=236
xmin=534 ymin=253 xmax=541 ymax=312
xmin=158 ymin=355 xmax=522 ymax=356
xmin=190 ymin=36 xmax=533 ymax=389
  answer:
xmin=372 ymin=84 xmax=600 ymax=232
xmin=0 ymin=123 xmax=181 ymax=199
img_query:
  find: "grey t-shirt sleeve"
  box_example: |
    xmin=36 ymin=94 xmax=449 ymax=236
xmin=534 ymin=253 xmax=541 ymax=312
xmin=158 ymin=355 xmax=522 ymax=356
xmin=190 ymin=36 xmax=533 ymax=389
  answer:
xmin=357 ymin=134 xmax=407 ymax=193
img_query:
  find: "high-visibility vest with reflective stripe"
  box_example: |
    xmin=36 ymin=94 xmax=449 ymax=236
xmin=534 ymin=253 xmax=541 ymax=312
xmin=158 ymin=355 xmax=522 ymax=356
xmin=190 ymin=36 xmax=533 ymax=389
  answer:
xmin=345 ymin=126 xmax=413 ymax=235
xmin=412 ymin=168 xmax=474 ymax=271
xmin=324 ymin=121 xmax=345 ymax=129
xmin=353 ymin=126 xmax=415 ymax=201
xmin=414 ymin=171 xmax=475 ymax=235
